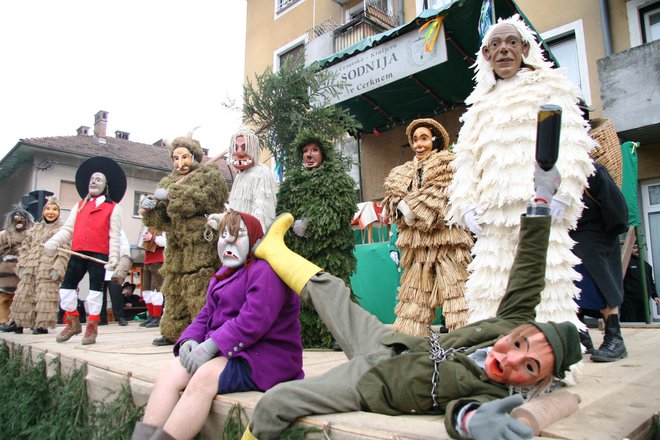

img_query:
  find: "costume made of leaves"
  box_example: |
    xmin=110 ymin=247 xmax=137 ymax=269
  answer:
xmin=276 ymin=134 xmax=357 ymax=347
xmin=11 ymin=219 xmax=70 ymax=328
xmin=446 ymin=16 xmax=595 ymax=328
xmin=383 ymin=149 xmax=472 ymax=336
xmin=142 ymin=162 xmax=227 ymax=341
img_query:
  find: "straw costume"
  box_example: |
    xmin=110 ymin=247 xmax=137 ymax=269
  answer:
xmin=383 ymin=119 xmax=472 ymax=336
xmin=0 ymin=207 xmax=34 ymax=323
xmin=447 ymin=16 xmax=595 ymax=327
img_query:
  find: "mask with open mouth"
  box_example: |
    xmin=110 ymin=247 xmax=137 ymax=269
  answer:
xmin=218 ymin=220 xmax=250 ymax=268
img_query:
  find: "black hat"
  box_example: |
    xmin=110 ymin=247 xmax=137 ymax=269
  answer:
xmin=75 ymin=156 xmax=127 ymax=202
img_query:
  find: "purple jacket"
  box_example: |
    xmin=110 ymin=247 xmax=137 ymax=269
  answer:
xmin=174 ymin=259 xmax=304 ymax=390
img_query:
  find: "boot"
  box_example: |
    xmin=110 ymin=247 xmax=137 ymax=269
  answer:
xmin=145 ymin=317 xmax=161 ymax=328
xmin=591 ymin=314 xmax=627 ymax=362
xmin=139 ymin=316 xmax=154 ymax=327
xmin=242 ymin=425 xmax=258 ymax=440
xmin=253 ymin=213 xmax=321 ymax=295
xmin=81 ymin=321 xmax=98 ymax=345
xmin=56 ymin=315 xmax=82 ymax=343
xmin=579 ymin=329 xmax=594 ymax=355
xmin=149 ymin=427 xmax=176 ymax=439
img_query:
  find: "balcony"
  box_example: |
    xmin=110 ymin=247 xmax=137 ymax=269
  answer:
xmin=598 ymin=39 xmax=660 ymax=142
xmin=333 ymin=0 xmax=400 ymax=52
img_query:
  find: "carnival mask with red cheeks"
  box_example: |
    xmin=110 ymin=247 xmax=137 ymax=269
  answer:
xmin=42 ymin=204 xmax=60 ymax=223
xmin=302 ymin=143 xmax=323 ymax=168
xmin=484 ymin=330 xmax=554 ymax=386
xmin=412 ymin=126 xmax=434 ymax=160
xmin=232 ymin=135 xmax=254 ymax=171
xmin=172 ymin=146 xmax=194 ymax=175
xmin=218 ymin=220 xmax=250 ymax=269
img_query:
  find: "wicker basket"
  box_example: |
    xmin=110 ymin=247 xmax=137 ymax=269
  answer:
xmin=588 ymin=118 xmax=623 ymax=188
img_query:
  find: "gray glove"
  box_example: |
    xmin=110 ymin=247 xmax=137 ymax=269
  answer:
xmin=533 ymin=163 xmax=561 ymax=203
xmin=104 ymin=256 xmax=118 ymax=271
xmin=186 ymin=338 xmax=220 ymax=375
xmin=292 ymin=218 xmax=310 ymax=238
xmin=43 ymin=240 xmax=58 ymax=255
xmin=50 ymin=270 xmax=59 ymax=281
xmin=140 ymin=195 xmax=157 ymax=210
xmin=178 ymin=339 xmax=199 ymax=371
xmin=467 ymin=395 xmax=533 ymax=440
xmin=154 ymin=188 xmax=169 ymax=201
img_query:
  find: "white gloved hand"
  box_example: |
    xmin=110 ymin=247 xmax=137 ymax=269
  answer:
xmin=389 ymin=250 xmax=400 ymax=266
xmin=292 ymin=218 xmax=310 ymax=238
xmin=396 ymin=200 xmax=416 ymax=227
xmin=154 ymin=188 xmax=169 ymax=201
xmin=50 ymin=270 xmax=59 ymax=281
xmin=550 ymin=198 xmax=568 ymax=223
xmin=104 ymin=257 xmax=118 ymax=271
xmin=178 ymin=339 xmax=199 ymax=370
xmin=533 ymin=163 xmax=561 ymax=203
xmin=18 ymin=268 xmax=24 ymax=279
xmin=43 ymin=240 xmax=58 ymax=255
xmin=206 ymin=212 xmax=226 ymax=231
xmin=140 ymin=195 xmax=157 ymax=210
xmin=463 ymin=208 xmax=483 ymax=236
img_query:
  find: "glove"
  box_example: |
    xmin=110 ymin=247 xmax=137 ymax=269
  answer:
xmin=206 ymin=212 xmax=226 ymax=231
xmin=550 ymin=198 xmax=568 ymax=223
xmin=43 ymin=240 xmax=58 ymax=255
xmin=533 ymin=163 xmax=561 ymax=203
xmin=140 ymin=195 xmax=157 ymax=210
xmin=50 ymin=270 xmax=59 ymax=281
xmin=154 ymin=188 xmax=169 ymax=201
xmin=292 ymin=218 xmax=310 ymax=238
xmin=396 ymin=200 xmax=416 ymax=227
xmin=389 ymin=250 xmax=400 ymax=266
xmin=186 ymin=338 xmax=220 ymax=375
xmin=178 ymin=339 xmax=199 ymax=370
xmin=466 ymin=395 xmax=533 ymax=440
xmin=18 ymin=268 xmax=24 ymax=279
xmin=463 ymin=208 xmax=483 ymax=236
xmin=104 ymin=256 xmax=118 ymax=271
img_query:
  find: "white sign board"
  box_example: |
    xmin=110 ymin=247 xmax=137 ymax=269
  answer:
xmin=324 ymin=25 xmax=448 ymax=105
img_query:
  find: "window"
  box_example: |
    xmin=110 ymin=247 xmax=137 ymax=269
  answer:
xmin=59 ymin=181 xmax=79 ymax=212
xmin=642 ymin=179 xmax=660 ymax=284
xmin=542 ymin=20 xmax=592 ymax=105
xmin=134 ymin=191 xmax=151 ymax=217
xmin=275 ymin=0 xmax=303 ymax=17
xmin=273 ymin=35 xmax=306 ymax=71
xmin=627 ymin=0 xmax=660 ymax=46
xmin=416 ymin=0 xmax=453 ymax=14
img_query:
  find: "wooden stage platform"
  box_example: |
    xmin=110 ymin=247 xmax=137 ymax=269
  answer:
xmin=1 ymin=322 xmax=659 ymax=439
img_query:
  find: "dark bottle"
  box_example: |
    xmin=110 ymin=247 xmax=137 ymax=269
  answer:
xmin=535 ymin=105 xmax=562 ymax=171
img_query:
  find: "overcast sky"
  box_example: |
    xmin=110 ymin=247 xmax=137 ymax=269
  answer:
xmin=0 ymin=1 xmax=247 ymax=160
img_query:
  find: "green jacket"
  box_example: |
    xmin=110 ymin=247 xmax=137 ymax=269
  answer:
xmin=356 ymin=216 xmax=551 ymax=439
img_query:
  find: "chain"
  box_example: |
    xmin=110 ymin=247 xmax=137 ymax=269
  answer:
xmin=428 ymin=331 xmax=467 ymax=409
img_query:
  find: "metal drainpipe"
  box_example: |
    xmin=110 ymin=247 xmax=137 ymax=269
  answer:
xmin=599 ymin=0 xmax=613 ymax=56
xmin=398 ymin=0 xmax=404 ymax=26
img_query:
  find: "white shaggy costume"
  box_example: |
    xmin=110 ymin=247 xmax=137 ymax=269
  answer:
xmin=447 ymin=16 xmax=595 ymax=327
xmin=227 ymin=128 xmax=277 ymax=232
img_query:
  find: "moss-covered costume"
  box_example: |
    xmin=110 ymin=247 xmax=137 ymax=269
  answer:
xmin=10 ymin=219 xmax=70 ymax=329
xmin=142 ymin=162 xmax=227 ymax=341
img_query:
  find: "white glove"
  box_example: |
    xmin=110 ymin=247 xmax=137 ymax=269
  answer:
xmin=533 ymin=163 xmax=561 ymax=203
xmin=43 ymin=240 xmax=58 ymax=255
xmin=396 ymin=200 xmax=416 ymax=227
xmin=550 ymin=198 xmax=568 ymax=223
xmin=18 ymin=268 xmax=24 ymax=279
xmin=154 ymin=188 xmax=169 ymax=201
xmin=50 ymin=270 xmax=59 ymax=281
xmin=292 ymin=218 xmax=310 ymax=238
xmin=389 ymin=250 xmax=400 ymax=266
xmin=178 ymin=339 xmax=199 ymax=370
xmin=104 ymin=257 xmax=118 ymax=271
xmin=140 ymin=195 xmax=157 ymax=210
xmin=206 ymin=212 xmax=226 ymax=231
xmin=466 ymin=395 xmax=533 ymax=440
xmin=463 ymin=208 xmax=483 ymax=236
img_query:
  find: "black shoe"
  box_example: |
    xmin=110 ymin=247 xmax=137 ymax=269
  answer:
xmin=118 ymin=317 xmax=128 ymax=326
xmin=1 ymin=322 xmax=19 ymax=333
xmin=98 ymin=320 xmax=108 ymax=326
xmin=591 ymin=315 xmax=627 ymax=362
xmin=14 ymin=326 xmax=24 ymax=334
xmin=140 ymin=316 xmax=154 ymax=327
xmin=152 ymin=336 xmax=174 ymax=346
xmin=331 ymin=340 xmax=343 ymax=352
xmin=145 ymin=317 xmax=161 ymax=328
xmin=32 ymin=328 xmax=48 ymax=335
xmin=579 ymin=329 xmax=595 ymax=355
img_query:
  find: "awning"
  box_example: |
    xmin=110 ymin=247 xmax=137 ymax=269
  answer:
xmin=318 ymin=0 xmax=556 ymax=135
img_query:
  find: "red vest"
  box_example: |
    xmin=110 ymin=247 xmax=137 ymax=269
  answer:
xmin=144 ymin=247 xmax=164 ymax=264
xmin=71 ymin=198 xmax=116 ymax=254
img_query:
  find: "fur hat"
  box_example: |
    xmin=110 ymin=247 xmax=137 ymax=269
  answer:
xmin=530 ymin=321 xmax=581 ymax=379
xmin=406 ymin=118 xmax=450 ymax=151
xmin=230 ymin=127 xmax=261 ymax=161
xmin=3 ymin=206 xmax=34 ymax=230
xmin=75 ymin=156 xmax=127 ymax=203
xmin=169 ymin=134 xmax=204 ymax=163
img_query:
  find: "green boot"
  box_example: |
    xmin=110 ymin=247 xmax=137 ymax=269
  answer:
xmin=253 ymin=213 xmax=321 ymax=295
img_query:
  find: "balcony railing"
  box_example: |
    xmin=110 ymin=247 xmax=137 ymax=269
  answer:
xmin=333 ymin=0 xmax=400 ymax=52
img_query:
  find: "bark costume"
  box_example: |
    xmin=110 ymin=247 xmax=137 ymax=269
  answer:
xmin=227 ymin=128 xmax=277 ymax=232
xmin=0 ymin=207 xmax=34 ymax=323
xmin=141 ymin=136 xmax=227 ymax=342
xmin=276 ymin=131 xmax=357 ymax=347
xmin=383 ymin=119 xmax=472 ymax=335
xmin=10 ymin=198 xmax=70 ymax=329
xmin=447 ymin=16 xmax=595 ymax=327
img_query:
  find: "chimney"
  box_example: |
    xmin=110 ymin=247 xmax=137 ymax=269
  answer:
xmin=76 ymin=126 xmax=90 ymax=136
xmin=115 ymin=130 xmax=130 ymax=140
xmin=94 ymin=110 xmax=109 ymax=139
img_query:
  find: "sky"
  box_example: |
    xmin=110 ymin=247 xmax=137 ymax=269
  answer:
xmin=0 ymin=1 xmax=247 ymax=160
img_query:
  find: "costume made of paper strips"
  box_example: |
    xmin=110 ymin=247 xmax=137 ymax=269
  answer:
xmin=382 ymin=119 xmax=472 ymax=335
xmin=141 ymin=137 xmax=227 ymax=342
xmin=10 ymin=198 xmax=70 ymax=329
xmin=447 ymin=16 xmax=594 ymax=327
xmin=0 ymin=207 xmax=34 ymax=323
